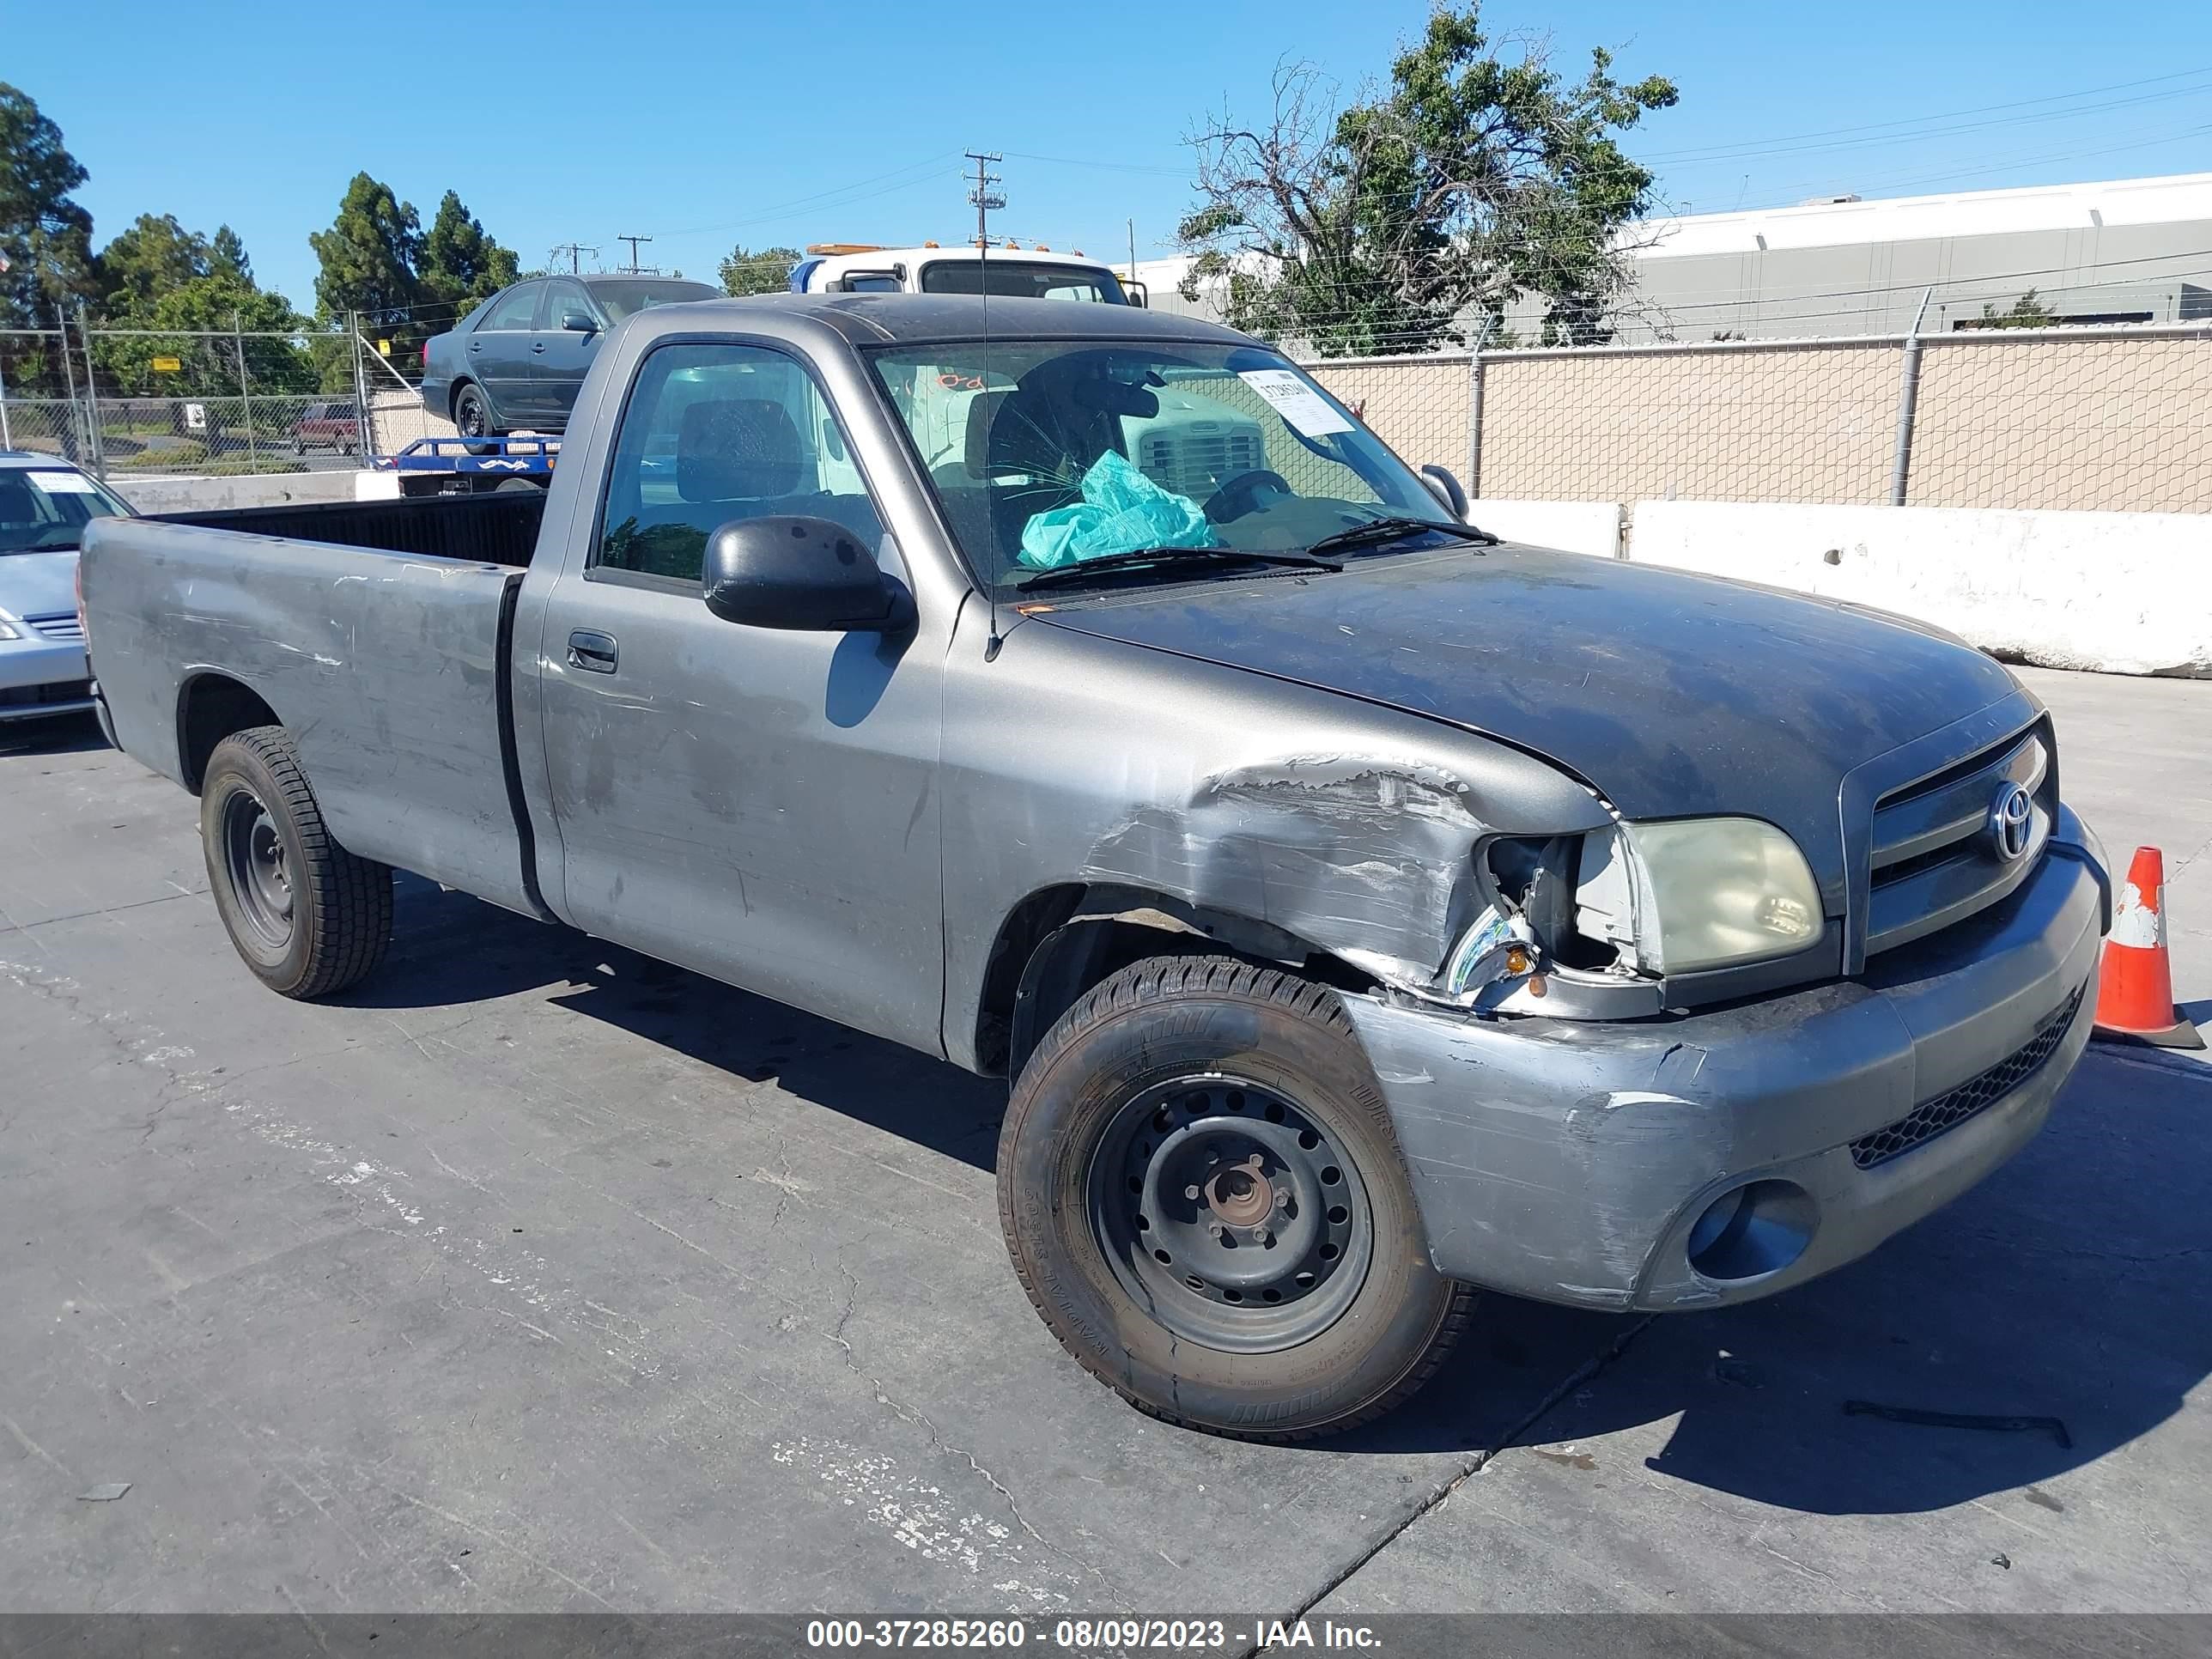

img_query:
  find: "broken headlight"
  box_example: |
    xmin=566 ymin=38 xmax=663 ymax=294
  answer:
xmin=1578 ymin=817 xmax=1822 ymax=975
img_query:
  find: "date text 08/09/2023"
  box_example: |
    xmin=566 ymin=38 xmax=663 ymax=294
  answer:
xmin=805 ymin=1619 xmax=1384 ymax=1650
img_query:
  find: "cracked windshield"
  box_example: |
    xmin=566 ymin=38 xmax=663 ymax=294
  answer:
xmin=866 ymin=342 xmax=1456 ymax=589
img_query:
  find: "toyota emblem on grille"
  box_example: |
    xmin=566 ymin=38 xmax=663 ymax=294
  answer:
xmin=1987 ymin=781 xmax=2035 ymax=863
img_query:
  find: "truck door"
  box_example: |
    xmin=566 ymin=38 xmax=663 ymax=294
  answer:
xmin=532 ymin=338 xmax=946 ymax=1054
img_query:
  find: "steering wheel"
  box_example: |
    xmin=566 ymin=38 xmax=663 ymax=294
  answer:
xmin=1203 ymin=469 xmax=1291 ymax=525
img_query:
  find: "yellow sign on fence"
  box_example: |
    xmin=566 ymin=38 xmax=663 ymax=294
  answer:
xmin=149 ymin=356 xmax=182 ymax=373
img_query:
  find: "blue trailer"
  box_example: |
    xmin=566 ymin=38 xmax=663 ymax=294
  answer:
xmin=373 ymin=435 xmax=560 ymax=496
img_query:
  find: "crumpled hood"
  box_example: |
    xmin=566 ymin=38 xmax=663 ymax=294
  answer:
xmin=0 ymin=551 xmax=82 ymax=623
xmin=1030 ymin=543 xmax=2022 ymax=902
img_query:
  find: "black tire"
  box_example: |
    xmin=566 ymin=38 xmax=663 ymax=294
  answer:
xmin=199 ymin=726 xmax=392 ymax=999
xmin=453 ymin=383 xmax=498 ymax=443
xmin=999 ymin=955 xmax=1474 ymax=1441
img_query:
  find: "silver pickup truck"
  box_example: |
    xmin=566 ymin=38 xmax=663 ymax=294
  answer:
xmin=82 ymin=295 xmax=2111 ymax=1442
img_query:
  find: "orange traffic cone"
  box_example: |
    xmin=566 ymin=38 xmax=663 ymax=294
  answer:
xmin=2093 ymin=847 xmax=2204 ymax=1049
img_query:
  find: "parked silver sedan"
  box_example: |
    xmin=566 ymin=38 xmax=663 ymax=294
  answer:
xmin=0 ymin=451 xmax=134 ymax=724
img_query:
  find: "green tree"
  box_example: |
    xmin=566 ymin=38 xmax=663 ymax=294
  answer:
xmin=94 ymin=273 xmax=313 ymax=398
xmin=1177 ymin=4 xmax=1677 ymax=356
xmin=95 ymin=212 xmax=213 ymax=320
xmin=310 ymin=173 xmax=426 ymax=339
xmin=210 ymin=224 xmax=252 ymax=283
xmin=0 ymin=82 xmax=99 ymax=329
xmin=720 ymin=244 xmax=801 ymax=297
xmin=418 ymin=190 xmax=520 ymax=322
xmin=1975 ymin=289 xmax=2061 ymax=330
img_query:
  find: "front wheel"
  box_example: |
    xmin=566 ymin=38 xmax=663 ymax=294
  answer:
xmin=200 ymin=726 xmax=392 ymax=999
xmin=999 ymin=955 xmax=1473 ymax=1441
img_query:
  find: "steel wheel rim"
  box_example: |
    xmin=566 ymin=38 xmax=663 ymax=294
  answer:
xmin=1086 ymin=1073 xmax=1373 ymax=1352
xmin=457 ymin=394 xmax=485 ymax=437
xmin=221 ymin=787 xmax=294 ymax=951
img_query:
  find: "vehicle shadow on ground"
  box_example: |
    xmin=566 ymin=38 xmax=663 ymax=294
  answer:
xmin=1363 ymin=1049 xmax=2212 ymax=1516
xmin=342 ymin=884 xmax=2210 ymax=1513
xmin=0 ymin=711 xmax=108 ymax=759
xmin=337 ymin=876 xmax=1009 ymax=1172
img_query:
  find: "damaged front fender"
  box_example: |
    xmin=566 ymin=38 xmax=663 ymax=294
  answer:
xmin=1079 ymin=753 xmax=1522 ymax=989
xmin=938 ymin=621 xmax=1609 ymax=1072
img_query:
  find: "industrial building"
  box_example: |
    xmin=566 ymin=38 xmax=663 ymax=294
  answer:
xmin=1137 ymin=171 xmax=2212 ymax=346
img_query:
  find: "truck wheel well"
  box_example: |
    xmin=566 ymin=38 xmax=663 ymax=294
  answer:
xmin=975 ymin=884 xmax=1378 ymax=1081
xmin=179 ymin=674 xmax=279 ymax=793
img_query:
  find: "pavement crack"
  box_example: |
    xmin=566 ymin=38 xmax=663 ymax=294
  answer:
xmin=1235 ymin=1310 xmax=1656 ymax=1657
xmin=2165 ymin=824 xmax=2212 ymax=884
xmin=818 ymin=1249 xmax=1087 ymax=1580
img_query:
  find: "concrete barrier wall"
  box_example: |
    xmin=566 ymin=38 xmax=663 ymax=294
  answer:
xmin=1627 ymin=500 xmax=2212 ymax=678
xmin=110 ymin=471 xmax=365 ymax=515
xmin=1468 ymin=499 xmax=1622 ymax=559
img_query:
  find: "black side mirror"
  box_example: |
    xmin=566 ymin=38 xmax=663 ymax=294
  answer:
xmin=561 ymin=310 xmax=599 ymax=334
xmin=1419 ymin=464 xmax=1468 ymax=520
xmin=702 ymin=516 xmax=914 ymax=633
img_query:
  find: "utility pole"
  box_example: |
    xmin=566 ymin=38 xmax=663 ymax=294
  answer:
xmin=1127 ymin=217 xmax=1136 ymax=284
xmin=965 ymin=152 xmax=1004 ymax=252
xmin=548 ymin=242 xmax=599 ymax=276
xmin=616 ymin=234 xmax=655 ymax=275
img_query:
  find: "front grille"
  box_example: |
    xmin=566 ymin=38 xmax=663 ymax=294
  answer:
xmin=1849 ymin=981 xmax=2085 ymax=1170
xmin=23 ymin=611 xmax=84 ymax=644
xmin=1864 ymin=723 xmax=2054 ymax=956
xmin=1140 ymin=429 xmax=1262 ymax=499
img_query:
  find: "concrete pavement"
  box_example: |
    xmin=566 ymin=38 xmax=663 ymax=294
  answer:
xmin=2 ymin=665 xmax=2206 ymax=1620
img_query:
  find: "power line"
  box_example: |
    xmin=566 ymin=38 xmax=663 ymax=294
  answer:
xmin=655 ymin=151 xmax=965 ymax=239
xmin=616 ymin=234 xmax=656 ymax=275
xmin=1645 ymin=65 xmax=2212 ymax=165
xmin=548 ymin=241 xmax=599 ymax=276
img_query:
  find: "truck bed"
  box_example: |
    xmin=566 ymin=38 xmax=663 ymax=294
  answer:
xmin=155 ymin=489 xmax=545 ymax=567
xmin=82 ymin=494 xmax=550 ymax=921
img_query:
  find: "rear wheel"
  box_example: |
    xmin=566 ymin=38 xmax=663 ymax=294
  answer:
xmin=453 ymin=383 xmax=496 ymax=441
xmin=200 ymin=726 xmax=392 ymax=999
xmin=998 ymin=955 xmax=1474 ymax=1441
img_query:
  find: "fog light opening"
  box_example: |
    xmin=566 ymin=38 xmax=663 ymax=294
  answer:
xmin=1686 ymin=1179 xmax=1816 ymax=1282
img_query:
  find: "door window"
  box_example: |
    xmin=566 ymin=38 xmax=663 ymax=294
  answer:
xmin=595 ymin=342 xmax=884 ymax=584
xmin=477 ymin=284 xmax=541 ymax=331
xmin=545 ymin=281 xmax=594 ymax=328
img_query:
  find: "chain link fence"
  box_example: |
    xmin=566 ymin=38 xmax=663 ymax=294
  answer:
xmin=1302 ymin=320 xmax=2212 ymax=514
xmin=1 ymin=317 xmax=453 ymax=479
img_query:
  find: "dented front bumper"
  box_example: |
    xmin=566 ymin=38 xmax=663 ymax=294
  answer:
xmin=1342 ymin=836 xmax=2106 ymax=1312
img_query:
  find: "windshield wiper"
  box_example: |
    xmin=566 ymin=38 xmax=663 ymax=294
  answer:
xmin=1014 ymin=545 xmax=1340 ymax=591
xmin=1305 ymin=516 xmax=1500 ymax=558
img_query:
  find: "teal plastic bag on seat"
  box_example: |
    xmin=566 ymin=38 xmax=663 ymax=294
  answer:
xmin=1015 ymin=451 xmax=1219 ymax=570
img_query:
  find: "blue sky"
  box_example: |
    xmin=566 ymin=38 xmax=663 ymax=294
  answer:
xmin=11 ymin=0 xmax=2212 ymax=312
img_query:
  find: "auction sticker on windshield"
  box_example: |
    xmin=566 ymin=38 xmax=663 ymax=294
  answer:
xmin=1237 ymin=368 xmax=1353 ymax=437
xmin=30 ymin=470 xmax=98 ymax=493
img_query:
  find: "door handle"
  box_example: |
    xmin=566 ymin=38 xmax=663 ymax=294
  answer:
xmin=467 ymin=340 xmax=483 ymax=352
xmin=567 ymin=629 xmax=618 ymax=673
xmin=531 ymin=342 xmax=547 ymax=355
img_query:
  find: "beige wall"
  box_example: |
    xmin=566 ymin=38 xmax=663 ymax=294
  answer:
xmin=1306 ymin=359 xmax=1470 ymax=482
xmin=1910 ymin=332 xmax=2212 ymax=513
xmin=1304 ymin=330 xmax=2212 ymax=514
